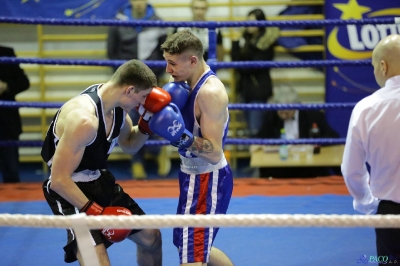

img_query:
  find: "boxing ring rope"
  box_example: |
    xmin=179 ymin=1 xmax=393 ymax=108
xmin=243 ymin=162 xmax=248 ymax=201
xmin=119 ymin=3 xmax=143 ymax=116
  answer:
xmin=0 ymin=213 xmax=397 ymax=266
xmin=1 ymin=16 xmax=397 ymax=25
xmin=1 ymin=15 xmax=396 ymax=265
xmin=0 ymin=138 xmax=345 ymax=148
xmin=1 ymin=213 xmax=400 ymax=229
xmin=0 ymin=56 xmax=372 ymax=68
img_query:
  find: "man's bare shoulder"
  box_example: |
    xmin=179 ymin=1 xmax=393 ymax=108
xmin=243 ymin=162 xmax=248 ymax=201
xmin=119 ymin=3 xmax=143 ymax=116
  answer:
xmin=57 ymin=96 xmax=98 ymax=136
xmin=61 ymin=96 xmax=97 ymax=119
xmin=199 ymin=77 xmax=229 ymax=104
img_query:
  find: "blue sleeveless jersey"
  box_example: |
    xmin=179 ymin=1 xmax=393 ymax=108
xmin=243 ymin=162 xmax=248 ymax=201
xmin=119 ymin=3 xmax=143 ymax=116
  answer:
xmin=179 ymin=68 xmax=229 ymax=158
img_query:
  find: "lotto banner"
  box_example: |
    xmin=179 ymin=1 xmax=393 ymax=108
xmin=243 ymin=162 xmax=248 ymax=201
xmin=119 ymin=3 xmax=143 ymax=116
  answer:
xmin=0 ymin=0 xmax=127 ymax=19
xmin=325 ymin=0 xmax=400 ymax=137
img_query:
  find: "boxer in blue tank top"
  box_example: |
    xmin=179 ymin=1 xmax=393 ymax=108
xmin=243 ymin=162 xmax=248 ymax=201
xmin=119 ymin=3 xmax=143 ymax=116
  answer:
xmin=160 ymin=30 xmax=234 ymax=266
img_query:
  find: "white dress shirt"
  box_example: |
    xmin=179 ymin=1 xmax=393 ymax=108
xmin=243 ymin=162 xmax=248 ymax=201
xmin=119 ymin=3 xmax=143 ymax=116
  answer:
xmin=284 ymin=110 xmax=299 ymax=139
xmin=342 ymin=75 xmax=400 ymax=214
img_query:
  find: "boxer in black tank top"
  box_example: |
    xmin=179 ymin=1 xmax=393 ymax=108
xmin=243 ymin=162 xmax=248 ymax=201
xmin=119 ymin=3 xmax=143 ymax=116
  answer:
xmin=40 ymin=60 xmax=162 ymax=265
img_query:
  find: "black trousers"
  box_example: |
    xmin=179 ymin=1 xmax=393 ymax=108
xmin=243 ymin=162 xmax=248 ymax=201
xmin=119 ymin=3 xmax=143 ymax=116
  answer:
xmin=0 ymin=145 xmax=20 ymax=183
xmin=375 ymin=200 xmax=400 ymax=265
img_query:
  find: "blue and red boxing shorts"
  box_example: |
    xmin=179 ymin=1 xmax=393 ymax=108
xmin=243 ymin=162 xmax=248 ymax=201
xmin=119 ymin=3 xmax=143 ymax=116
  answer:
xmin=173 ymin=165 xmax=233 ymax=264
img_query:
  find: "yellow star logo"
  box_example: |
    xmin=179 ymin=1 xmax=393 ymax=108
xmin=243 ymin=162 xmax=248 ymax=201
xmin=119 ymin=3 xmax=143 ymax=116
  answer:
xmin=333 ymin=0 xmax=371 ymax=19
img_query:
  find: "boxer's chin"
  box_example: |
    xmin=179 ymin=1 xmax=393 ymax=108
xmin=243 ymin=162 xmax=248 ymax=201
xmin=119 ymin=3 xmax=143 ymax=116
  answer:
xmin=172 ymin=76 xmax=182 ymax=82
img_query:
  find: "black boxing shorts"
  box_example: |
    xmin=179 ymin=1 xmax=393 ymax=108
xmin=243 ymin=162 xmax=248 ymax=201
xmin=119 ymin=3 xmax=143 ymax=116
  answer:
xmin=42 ymin=169 xmax=145 ymax=263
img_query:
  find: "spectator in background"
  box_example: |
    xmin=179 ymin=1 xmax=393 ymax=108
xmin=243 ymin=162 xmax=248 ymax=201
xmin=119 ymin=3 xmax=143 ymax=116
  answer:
xmin=107 ymin=0 xmax=170 ymax=179
xmin=0 ymin=45 xmax=30 ymax=183
xmin=253 ymin=84 xmax=340 ymax=178
xmin=107 ymin=0 xmax=167 ymax=78
xmin=174 ymin=0 xmax=224 ymax=61
xmin=230 ymin=8 xmax=280 ymax=137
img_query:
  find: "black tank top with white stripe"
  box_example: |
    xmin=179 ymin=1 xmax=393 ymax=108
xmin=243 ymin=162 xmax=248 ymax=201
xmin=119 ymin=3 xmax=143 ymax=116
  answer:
xmin=41 ymin=84 xmax=124 ymax=172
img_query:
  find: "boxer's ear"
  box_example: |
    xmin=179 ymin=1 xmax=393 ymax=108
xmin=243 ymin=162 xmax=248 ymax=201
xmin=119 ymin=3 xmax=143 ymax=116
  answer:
xmin=190 ymin=55 xmax=198 ymax=67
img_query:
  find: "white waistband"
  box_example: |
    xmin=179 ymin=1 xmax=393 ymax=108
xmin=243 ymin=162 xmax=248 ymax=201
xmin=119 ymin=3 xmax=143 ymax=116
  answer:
xmin=50 ymin=169 xmax=101 ymax=182
xmin=180 ymin=155 xmax=228 ymax=175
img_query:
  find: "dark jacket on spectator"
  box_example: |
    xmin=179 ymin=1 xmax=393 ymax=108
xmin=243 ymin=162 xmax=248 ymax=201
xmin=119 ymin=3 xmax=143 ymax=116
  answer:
xmin=231 ymin=27 xmax=279 ymax=103
xmin=0 ymin=46 xmax=30 ymax=140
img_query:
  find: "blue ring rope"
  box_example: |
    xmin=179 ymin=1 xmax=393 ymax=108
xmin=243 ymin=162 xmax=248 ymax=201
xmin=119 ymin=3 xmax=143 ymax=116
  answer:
xmin=0 ymin=138 xmax=346 ymax=147
xmin=0 ymin=16 xmax=396 ymax=28
xmin=0 ymin=100 xmax=356 ymax=110
xmin=0 ymin=57 xmax=371 ymax=69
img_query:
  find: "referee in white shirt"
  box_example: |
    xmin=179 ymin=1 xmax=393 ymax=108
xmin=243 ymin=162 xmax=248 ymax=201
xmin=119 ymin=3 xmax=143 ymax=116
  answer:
xmin=342 ymin=34 xmax=400 ymax=261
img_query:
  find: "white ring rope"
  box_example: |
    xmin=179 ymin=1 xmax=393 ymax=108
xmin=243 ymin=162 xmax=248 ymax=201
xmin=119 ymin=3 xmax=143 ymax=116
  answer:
xmin=0 ymin=213 xmax=399 ymax=229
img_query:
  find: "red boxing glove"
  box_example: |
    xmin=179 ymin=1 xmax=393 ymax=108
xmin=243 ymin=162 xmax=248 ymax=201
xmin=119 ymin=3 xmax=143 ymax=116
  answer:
xmin=101 ymin=207 xmax=132 ymax=243
xmin=137 ymin=87 xmax=171 ymax=135
xmin=143 ymin=87 xmax=171 ymax=113
xmin=81 ymin=200 xmax=132 ymax=243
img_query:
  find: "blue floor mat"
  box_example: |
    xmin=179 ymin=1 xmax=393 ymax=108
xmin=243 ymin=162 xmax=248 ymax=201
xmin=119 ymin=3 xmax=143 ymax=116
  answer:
xmin=0 ymin=195 xmax=377 ymax=266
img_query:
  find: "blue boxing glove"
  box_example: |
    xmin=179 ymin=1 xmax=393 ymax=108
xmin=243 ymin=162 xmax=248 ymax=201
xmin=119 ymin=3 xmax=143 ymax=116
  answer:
xmin=148 ymin=103 xmax=194 ymax=149
xmin=162 ymin=82 xmax=191 ymax=110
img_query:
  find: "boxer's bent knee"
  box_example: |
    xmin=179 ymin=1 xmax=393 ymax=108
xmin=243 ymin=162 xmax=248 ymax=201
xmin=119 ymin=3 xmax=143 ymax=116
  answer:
xmin=128 ymin=228 xmax=162 ymax=249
